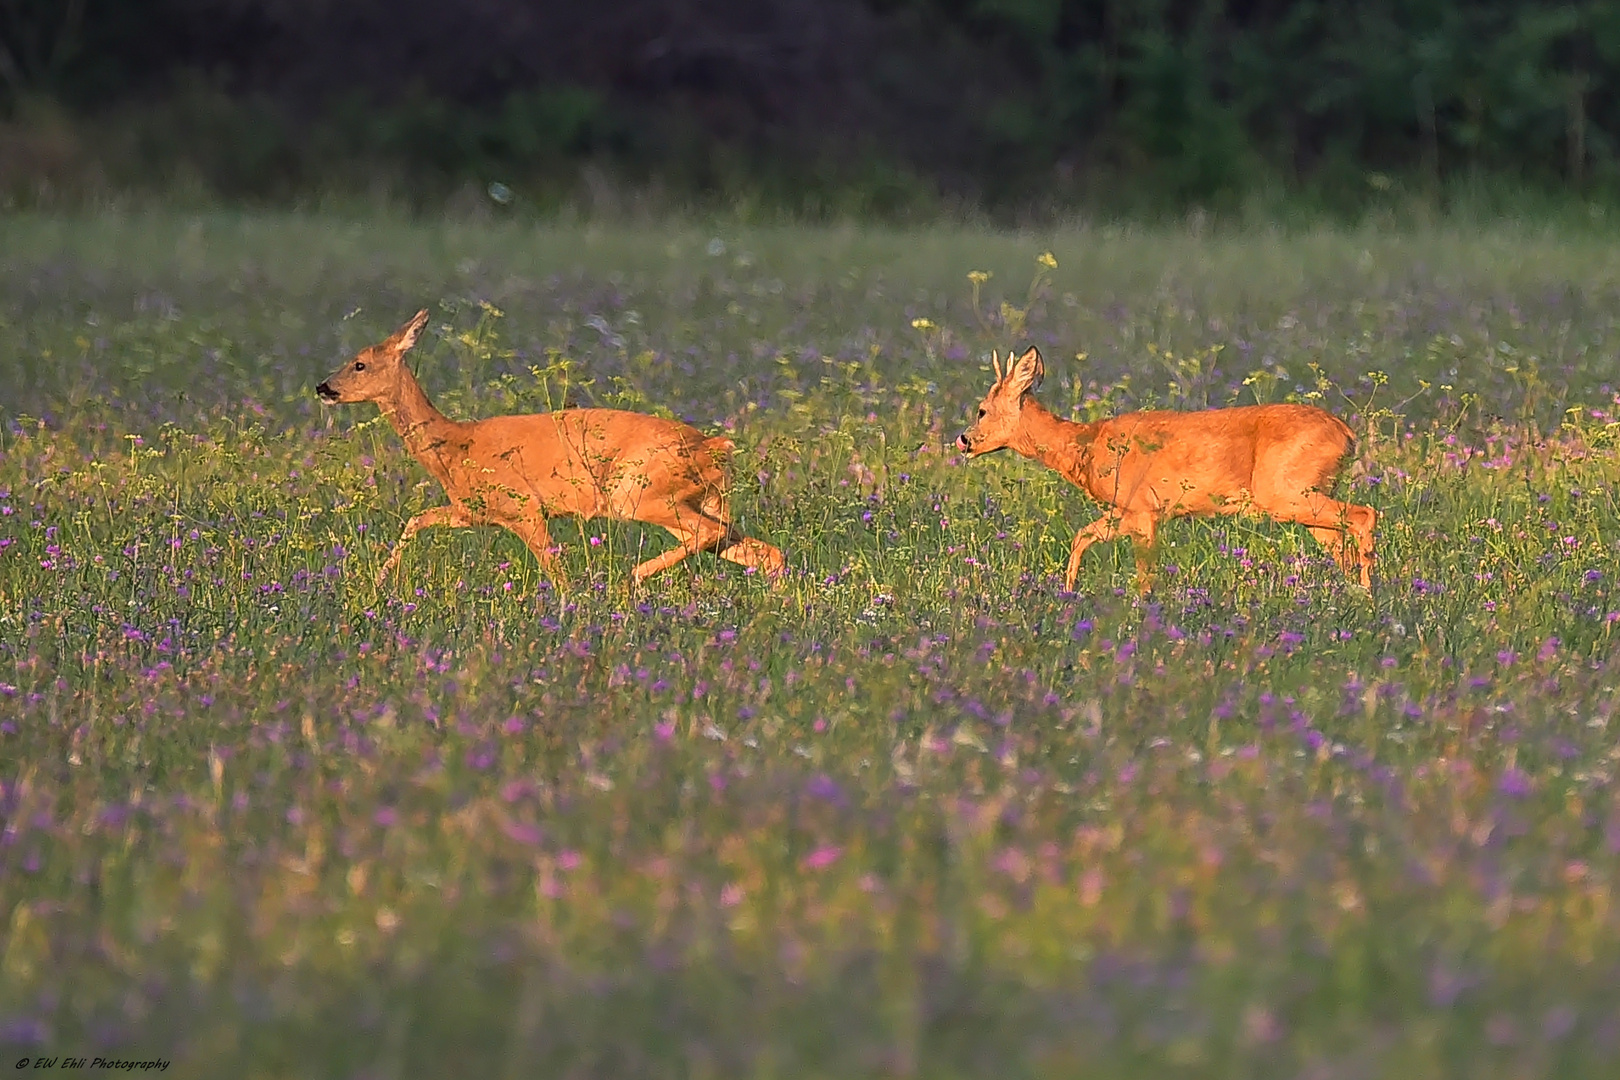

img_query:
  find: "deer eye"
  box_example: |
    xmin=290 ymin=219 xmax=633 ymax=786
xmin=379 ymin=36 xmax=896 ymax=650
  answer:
xmin=977 ymin=408 xmax=986 ymax=419
xmin=354 ymin=361 xmax=366 ymax=371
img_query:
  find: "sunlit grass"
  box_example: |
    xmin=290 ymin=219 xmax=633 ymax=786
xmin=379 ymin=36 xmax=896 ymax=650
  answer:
xmin=4 ymin=212 xmax=1620 ymax=1077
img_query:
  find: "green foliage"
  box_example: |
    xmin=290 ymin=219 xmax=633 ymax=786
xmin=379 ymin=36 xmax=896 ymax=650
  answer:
xmin=7 ymin=1 xmax=1620 ymax=212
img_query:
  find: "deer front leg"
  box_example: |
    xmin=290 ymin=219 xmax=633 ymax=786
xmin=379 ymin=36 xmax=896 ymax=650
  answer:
xmin=1122 ymin=511 xmax=1160 ymax=595
xmin=1065 ymin=516 xmax=1124 ymax=589
xmin=377 ymin=505 xmax=476 ymax=587
xmin=503 ymin=515 xmax=560 ymax=579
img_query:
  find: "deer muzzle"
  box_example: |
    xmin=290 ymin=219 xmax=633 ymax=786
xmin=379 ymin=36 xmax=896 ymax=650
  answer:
xmin=316 ymin=382 xmax=339 ymax=403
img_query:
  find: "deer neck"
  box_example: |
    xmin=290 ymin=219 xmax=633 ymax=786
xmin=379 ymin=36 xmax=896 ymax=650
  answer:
xmin=1012 ymin=399 xmax=1093 ymax=482
xmin=378 ymin=366 xmax=459 ymax=463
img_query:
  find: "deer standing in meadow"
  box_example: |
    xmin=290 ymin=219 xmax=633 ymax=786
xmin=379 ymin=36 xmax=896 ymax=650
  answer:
xmin=316 ymin=310 xmax=786 ymax=587
xmin=957 ymin=347 xmax=1375 ymax=592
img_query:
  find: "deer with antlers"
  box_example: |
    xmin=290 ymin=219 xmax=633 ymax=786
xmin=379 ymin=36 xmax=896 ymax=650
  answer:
xmin=316 ymin=310 xmax=786 ymax=587
xmin=957 ymin=347 xmax=1375 ymax=592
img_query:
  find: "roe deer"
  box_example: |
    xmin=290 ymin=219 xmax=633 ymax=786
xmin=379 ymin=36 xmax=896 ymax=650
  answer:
xmin=957 ymin=347 xmax=1375 ymax=592
xmin=316 ymin=310 xmax=787 ymax=587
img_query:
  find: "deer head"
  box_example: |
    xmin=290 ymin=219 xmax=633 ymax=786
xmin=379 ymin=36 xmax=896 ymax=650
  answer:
xmin=316 ymin=309 xmax=430 ymax=405
xmin=956 ymin=346 xmax=1044 ymax=455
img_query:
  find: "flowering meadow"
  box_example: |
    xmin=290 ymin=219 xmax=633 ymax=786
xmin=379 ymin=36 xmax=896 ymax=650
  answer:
xmin=6 ymin=214 xmax=1620 ymax=1077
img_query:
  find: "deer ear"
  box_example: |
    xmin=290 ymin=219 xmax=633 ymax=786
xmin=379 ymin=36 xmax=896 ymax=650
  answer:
xmin=1007 ymin=346 xmax=1044 ymax=395
xmin=388 ymin=309 xmax=430 ymax=355
xmin=991 ymin=350 xmax=1003 ymax=383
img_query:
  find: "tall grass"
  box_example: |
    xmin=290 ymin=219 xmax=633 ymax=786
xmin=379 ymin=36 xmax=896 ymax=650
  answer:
xmin=3 ymin=212 xmax=1620 ymax=1077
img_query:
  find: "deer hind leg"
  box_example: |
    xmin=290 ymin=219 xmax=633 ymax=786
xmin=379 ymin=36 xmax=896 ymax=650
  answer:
xmin=641 ymin=494 xmax=786 ymax=583
xmin=630 ymin=508 xmax=729 ymax=584
xmin=1331 ymin=502 xmax=1377 ymax=588
xmin=1345 ymin=503 xmax=1377 ymax=588
xmin=693 ymin=473 xmax=787 ymax=581
xmin=378 ymin=504 xmax=476 ymax=587
xmin=716 ymin=528 xmax=788 ymax=581
xmin=1275 ymin=496 xmax=1377 ymax=589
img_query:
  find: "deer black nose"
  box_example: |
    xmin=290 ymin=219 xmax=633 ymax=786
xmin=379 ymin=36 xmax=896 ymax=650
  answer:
xmin=316 ymin=382 xmax=337 ymax=402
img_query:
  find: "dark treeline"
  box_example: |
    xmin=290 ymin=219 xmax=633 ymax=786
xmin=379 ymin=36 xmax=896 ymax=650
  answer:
xmin=2 ymin=0 xmax=1617 ymax=214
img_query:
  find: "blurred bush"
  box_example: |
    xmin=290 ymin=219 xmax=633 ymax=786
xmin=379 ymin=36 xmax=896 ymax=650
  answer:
xmin=3 ymin=0 xmax=1619 ymax=215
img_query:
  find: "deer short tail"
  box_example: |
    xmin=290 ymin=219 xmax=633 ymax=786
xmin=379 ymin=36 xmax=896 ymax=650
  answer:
xmin=703 ymin=435 xmax=737 ymax=459
xmin=1329 ymin=414 xmax=1357 ymax=456
xmin=1332 ymin=418 xmax=1361 ymax=494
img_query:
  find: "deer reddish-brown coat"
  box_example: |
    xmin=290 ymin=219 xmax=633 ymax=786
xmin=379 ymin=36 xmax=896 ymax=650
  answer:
xmin=316 ymin=310 xmax=786 ymax=586
xmin=957 ymin=347 xmax=1375 ymax=591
